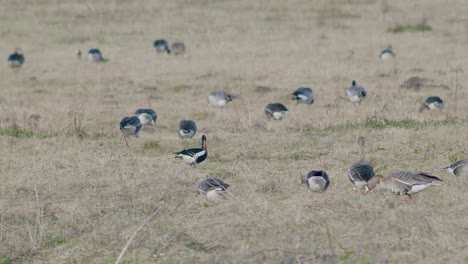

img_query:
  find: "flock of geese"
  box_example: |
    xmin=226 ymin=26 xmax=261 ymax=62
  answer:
xmin=5 ymin=41 xmax=462 ymax=201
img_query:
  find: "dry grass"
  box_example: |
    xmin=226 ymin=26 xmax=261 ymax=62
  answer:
xmin=1 ymin=0 xmax=468 ymax=263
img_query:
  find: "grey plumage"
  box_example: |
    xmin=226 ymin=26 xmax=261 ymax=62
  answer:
xmin=197 ymin=178 xmax=230 ymax=194
xmin=264 ymin=103 xmax=288 ymax=120
xmin=170 ymin=42 xmax=185 ymax=55
xmin=135 ymin=109 xmax=157 ymax=126
xmin=368 ymin=171 xmax=442 ymax=196
xmin=346 ymin=80 xmax=367 ymax=103
xmin=443 ymin=159 xmax=468 ymax=176
xmin=178 ymin=120 xmax=197 ymax=139
xmin=119 ymin=116 xmax=142 ymax=137
xmin=348 ymin=136 xmax=375 ymax=194
xmin=301 ymin=170 xmax=330 ymax=192
xmin=208 ymin=91 xmax=233 ymax=108
xmin=292 ymin=87 xmax=314 ymax=104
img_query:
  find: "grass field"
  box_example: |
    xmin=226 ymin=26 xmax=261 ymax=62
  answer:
xmin=1 ymin=0 xmax=468 ymax=263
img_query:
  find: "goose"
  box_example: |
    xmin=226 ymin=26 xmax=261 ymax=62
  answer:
xmin=379 ymin=45 xmax=396 ymax=60
xmin=154 ymin=39 xmax=170 ymax=54
xmin=367 ymin=171 xmax=442 ymax=197
xmin=292 ymin=87 xmax=314 ymax=104
xmin=346 ymin=80 xmax=367 ymax=103
xmin=421 ymin=96 xmax=443 ymax=111
xmin=134 ymin=109 xmax=157 ymax=126
xmin=87 ymin=48 xmax=103 ymax=62
xmin=208 ymin=91 xmax=234 ymax=108
xmin=170 ymin=42 xmax=185 ymax=55
xmin=301 ymin=170 xmax=330 ymax=192
xmin=177 ymin=119 xmax=197 ymax=139
xmin=264 ymin=103 xmax=288 ymax=120
xmin=75 ymin=49 xmax=82 ymax=60
xmin=120 ymin=116 xmax=142 ymax=147
xmin=175 ymin=135 xmax=207 ymax=166
xmin=197 ymin=178 xmax=230 ymax=201
xmin=348 ymin=136 xmax=375 ymax=194
xmin=8 ymin=48 xmax=25 ymax=68
xmin=442 ymin=159 xmax=468 ymax=176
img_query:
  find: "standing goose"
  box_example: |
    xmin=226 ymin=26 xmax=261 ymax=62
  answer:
xmin=8 ymin=48 xmax=25 ymax=68
xmin=420 ymin=96 xmax=443 ymax=112
xmin=208 ymin=91 xmax=234 ymax=108
xmin=197 ymin=178 xmax=230 ymax=201
xmin=292 ymin=87 xmax=314 ymax=104
xmin=154 ymin=39 xmax=170 ymax=54
xmin=442 ymin=159 xmax=468 ymax=176
xmin=135 ymin=109 xmax=157 ymax=126
xmin=346 ymin=80 xmax=367 ymax=103
xmin=170 ymin=42 xmax=186 ymax=56
xmin=301 ymin=170 xmax=330 ymax=192
xmin=119 ymin=116 xmax=142 ymax=147
xmin=367 ymin=171 xmax=442 ymax=197
xmin=264 ymin=103 xmax=288 ymax=120
xmin=348 ymin=136 xmax=375 ymax=194
xmin=177 ymin=119 xmax=197 ymax=139
xmin=87 ymin=48 xmax=103 ymax=62
xmin=379 ymin=45 xmax=396 ymax=60
xmin=175 ymin=135 xmax=207 ymax=166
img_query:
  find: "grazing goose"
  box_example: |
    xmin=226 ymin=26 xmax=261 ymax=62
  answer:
xmin=292 ymin=87 xmax=314 ymax=104
xmin=154 ymin=39 xmax=170 ymax=54
xmin=421 ymin=96 xmax=444 ymax=111
xmin=265 ymin=103 xmax=288 ymax=120
xmin=87 ymin=48 xmax=103 ymax=62
xmin=135 ymin=109 xmax=157 ymax=126
xmin=198 ymin=178 xmax=230 ymax=201
xmin=346 ymin=80 xmax=367 ymax=103
xmin=442 ymin=159 xmax=468 ymax=176
xmin=177 ymin=119 xmax=197 ymax=139
xmin=348 ymin=136 xmax=375 ymax=194
xmin=8 ymin=48 xmax=25 ymax=68
xmin=175 ymin=135 xmax=207 ymax=166
xmin=367 ymin=171 xmax=442 ymax=197
xmin=301 ymin=170 xmax=330 ymax=192
xmin=120 ymin=116 xmax=142 ymax=147
xmin=170 ymin=42 xmax=186 ymax=55
xmin=379 ymin=45 xmax=396 ymax=60
xmin=208 ymin=91 xmax=234 ymax=108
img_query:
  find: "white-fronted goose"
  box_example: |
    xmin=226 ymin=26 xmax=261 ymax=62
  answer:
xmin=367 ymin=171 xmax=442 ymax=197
xmin=442 ymin=159 xmax=468 ymax=176
xmin=170 ymin=42 xmax=185 ymax=55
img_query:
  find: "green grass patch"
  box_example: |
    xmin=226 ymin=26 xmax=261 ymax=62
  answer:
xmin=0 ymin=127 xmax=34 ymax=138
xmin=0 ymin=257 xmax=12 ymax=264
xmin=387 ymin=21 xmax=432 ymax=33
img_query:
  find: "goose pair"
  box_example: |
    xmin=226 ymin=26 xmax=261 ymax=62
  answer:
xmin=292 ymin=87 xmax=314 ymax=104
xmin=153 ymin=39 xmax=186 ymax=55
xmin=119 ymin=109 xmax=157 ymax=146
xmin=8 ymin=48 xmax=25 ymax=68
xmin=198 ymin=178 xmax=229 ymax=201
xmin=175 ymin=135 xmax=207 ymax=166
xmin=346 ymin=81 xmax=367 ymax=103
xmin=301 ymin=170 xmax=330 ymax=192
xmin=208 ymin=91 xmax=234 ymax=108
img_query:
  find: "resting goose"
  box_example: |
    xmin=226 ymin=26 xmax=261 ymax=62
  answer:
xmin=154 ymin=39 xmax=170 ymax=54
xmin=264 ymin=103 xmax=288 ymax=120
xmin=346 ymin=80 xmax=367 ymax=103
xmin=301 ymin=170 xmax=330 ymax=192
xmin=135 ymin=109 xmax=157 ymax=126
xmin=208 ymin=91 xmax=234 ymax=108
xmin=177 ymin=120 xmax=197 ymax=139
xmin=367 ymin=171 xmax=442 ymax=197
xmin=197 ymin=178 xmax=230 ymax=201
xmin=175 ymin=135 xmax=207 ymax=166
xmin=119 ymin=116 xmax=142 ymax=147
xmin=8 ymin=48 xmax=25 ymax=68
xmin=442 ymin=159 xmax=468 ymax=176
xmin=292 ymin=87 xmax=314 ymax=104
xmin=348 ymin=136 xmax=375 ymax=194
xmin=421 ymin=96 xmax=443 ymax=111
xmin=170 ymin=42 xmax=186 ymax=56
xmin=379 ymin=45 xmax=396 ymax=60
xmin=87 ymin=48 xmax=103 ymax=62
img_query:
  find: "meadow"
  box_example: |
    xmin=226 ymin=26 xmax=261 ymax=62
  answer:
xmin=0 ymin=0 xmax=468 ymax=263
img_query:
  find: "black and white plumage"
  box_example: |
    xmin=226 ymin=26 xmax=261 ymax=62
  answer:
xmin=264 ymin=103 xmax=288 ymax=120
xmin=208 ymin=91 xmax=234 ymax=108
xmin=367 ymin=171 xmax=442 ymax=197
xmin=197 ymin=178 xmax=230 ymax=201
xmin=301 ymin=170 xmax=330 ymax=192
xmin=175 ymin=135 xmax=207 ymax=166
xmin=348 ymin=137 xmax=375 ymax=194
xmin=8 ymin=48 xmax=25 ymax=68
xmin=442 ymin=159 xmax=468 ymax=176
xmin=346 ymin=80 xmax=367 ymax=103
xmin=379 ymin=45 xmax=396 ymax=60
xmin=87 ymin=49 xmax=103 ymax=62
xmin=423 ymin=96 xmax=444 ymax=110
xmin=170 ymin=42 xmax=186 ymax=55
xmin=177 ymin=120 xmax=197 ymax=139
xmin=292 ymin=87 xmax=314 ymax=104
xmin=120 ymin=116 xmax=142 ymax=137
xmin=135 ymin=109 xmax=157 ymax=126
xmin=154 ymin=39 xmax=170 ymax=54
